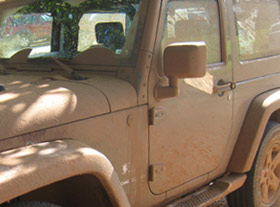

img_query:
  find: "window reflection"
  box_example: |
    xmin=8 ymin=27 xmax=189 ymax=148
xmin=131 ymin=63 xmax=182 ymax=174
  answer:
xmin=0 ymin=13 xmax=52 ymax=58
xmin=0 ymin=0 xmax=142 ymax=61
xmin=234 ymin=0 xmax=280 ymax=60
xmin=163 ymin=0 xmax=221 ymax=64
xmin=78 ymin=13 xmax=126 ymax=52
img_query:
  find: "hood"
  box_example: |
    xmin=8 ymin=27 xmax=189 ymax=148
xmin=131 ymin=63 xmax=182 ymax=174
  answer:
xmin=0 ymin=74 xmax=137 ymax=139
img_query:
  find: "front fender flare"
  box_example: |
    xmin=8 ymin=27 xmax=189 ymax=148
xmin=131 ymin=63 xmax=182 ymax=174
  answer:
xmin=229 ymin=88 xmax=280 ymax=173
xmin=0 ymin=139 xmax=130 ymax=207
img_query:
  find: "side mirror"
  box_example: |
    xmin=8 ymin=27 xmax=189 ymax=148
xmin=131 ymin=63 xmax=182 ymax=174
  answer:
xmin=155 ymin=42 xmax=207 ymax=100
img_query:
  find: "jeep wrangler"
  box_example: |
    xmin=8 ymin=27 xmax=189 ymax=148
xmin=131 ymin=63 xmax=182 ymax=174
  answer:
xmin=0 ymin=0 xmax=280 ymax=207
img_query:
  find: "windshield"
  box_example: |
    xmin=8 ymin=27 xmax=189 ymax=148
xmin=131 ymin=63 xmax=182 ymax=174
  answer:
xmin=0 ymin=0 xmax=143 ymax=64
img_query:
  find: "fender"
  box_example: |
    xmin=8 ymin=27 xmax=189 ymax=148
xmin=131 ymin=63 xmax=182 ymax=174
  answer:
xmin=0 ymin=139 xmax=130 ymax=207
xmin=229 ymin=88 xmax=280 ymax=173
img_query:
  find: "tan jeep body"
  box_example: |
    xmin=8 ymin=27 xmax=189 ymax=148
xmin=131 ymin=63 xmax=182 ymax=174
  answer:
xmin=0 ymin=0 xmax=280 ymax=206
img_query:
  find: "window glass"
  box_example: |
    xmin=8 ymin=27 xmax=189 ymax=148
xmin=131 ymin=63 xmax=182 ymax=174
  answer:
xmin=0 ymin=13 xmax=52 ymax=58
xmin=78 ymin=13 xmax=126 ymax=52
xmin=234 ymin=0 xmax=280 ymax=60
xmin=162 ymin=0 xmax=221 ymax=64
xmin=0 ymin=0 xmax=143 ymax=62
xmin=30 ymin=15 xmax=38 ymax=24
xmin=40 ymin=14 xmax=52 ymax=23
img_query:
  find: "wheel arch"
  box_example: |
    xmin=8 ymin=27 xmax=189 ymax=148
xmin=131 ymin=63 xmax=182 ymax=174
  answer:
xmin=17 ymin=174 xmax=113 ymax=207
xmin=0 ymin=139 xmax=130 ymax=207
xmin=229 ymin=88 xmax=280 ymax=173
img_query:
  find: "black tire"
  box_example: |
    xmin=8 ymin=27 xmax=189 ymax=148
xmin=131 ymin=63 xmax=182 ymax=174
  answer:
xmin=6 ymin=201 xmax=61 ymax=207
xmin=228 ymin=121 xmax=280 ymax=207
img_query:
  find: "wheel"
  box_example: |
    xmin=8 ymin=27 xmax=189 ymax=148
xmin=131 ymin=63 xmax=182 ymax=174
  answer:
xmin=19 ymin=34 xmax=32 ymax=47
xmin=17 ymin=32 xmax=33 ymax=48
xmin=6 ymin=201 xmax=61 ymax=207
xmin=228 ymin=121 xmax=280 ymax=207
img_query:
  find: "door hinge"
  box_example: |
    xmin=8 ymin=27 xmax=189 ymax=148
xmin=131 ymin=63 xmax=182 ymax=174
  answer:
xmin=148 ymin=164 xmax=165 ymax=182
xmin=149 ymin=107 xmax=166 ymax=125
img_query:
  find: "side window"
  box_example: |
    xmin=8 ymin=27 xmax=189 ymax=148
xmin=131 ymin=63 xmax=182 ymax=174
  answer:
xmin=78 ymin=13 xmax=127 ymax=52
xmin=40 ymin=14 xmax=52 ymax=23
xmin=25 ymin=15 xmax=38 ymax=24
xmin=234 ymin=0 xmax=280 ymax=61
xmin=31 ymin=15 xmax=38 ymax=24
xmin=162 ymin=0 xmax=222 ymax=64
xmin=95 ymin=22 xmax=125 ymax=50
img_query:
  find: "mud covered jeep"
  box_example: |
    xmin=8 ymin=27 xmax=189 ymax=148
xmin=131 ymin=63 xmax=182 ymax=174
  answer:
xmin=1 ymin=0 xmax=280 ymax=207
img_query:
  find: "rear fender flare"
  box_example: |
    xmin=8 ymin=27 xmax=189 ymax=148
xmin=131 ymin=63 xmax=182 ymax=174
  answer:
xmin=229 ymin=89 xmax=280 ymax=173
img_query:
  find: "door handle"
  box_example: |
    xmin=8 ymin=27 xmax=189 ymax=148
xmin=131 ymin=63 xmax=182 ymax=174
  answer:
xmin=213 ymin=80 xmax=236 ymax=95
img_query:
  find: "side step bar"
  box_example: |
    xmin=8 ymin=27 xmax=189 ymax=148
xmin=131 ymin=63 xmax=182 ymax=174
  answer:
xmin=164 ymin=174 xmax=247 ymax=207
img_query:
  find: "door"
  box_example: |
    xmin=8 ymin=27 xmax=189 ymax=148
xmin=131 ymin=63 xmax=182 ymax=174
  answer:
xmin=149 ymin=0 xmax=233 ymax=194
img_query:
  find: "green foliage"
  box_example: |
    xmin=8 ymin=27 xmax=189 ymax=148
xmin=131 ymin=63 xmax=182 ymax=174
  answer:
xmin=18 ymin=0 xmax=139 ymax=18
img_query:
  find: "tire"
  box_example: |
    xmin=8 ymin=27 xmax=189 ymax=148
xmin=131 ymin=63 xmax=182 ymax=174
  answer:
xmin=228 ymin=121 xmax=280 ymax=207
xmin=6 ymin=201 xmax=61 ymax=207
xmin=17 ymin=32 xmax=33 ymax=48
